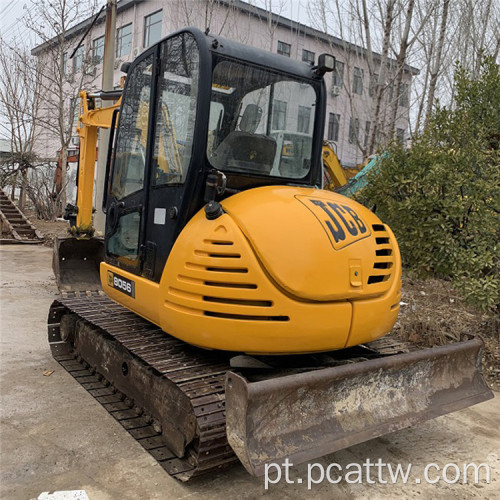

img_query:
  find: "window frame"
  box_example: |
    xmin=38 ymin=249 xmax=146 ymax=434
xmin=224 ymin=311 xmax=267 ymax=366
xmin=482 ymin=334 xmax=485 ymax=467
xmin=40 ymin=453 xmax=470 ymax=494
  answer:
xmin=332 ymin=61 xmax=344 ymax=89
xmin=302 ymin=49 xmax=315 ymax=64
xmin=364 ymin=120 xmax=371 ymax=147
xmin=352 ymin=67 xmax=364 ymax=95
xmin=297 ymin=105 xmax=311 ymax=133
xmin=277 ymin=40 xmax=291 ymax=57
xmin=151 ymin=34 xmax=201 ymax=187
xmin=396 ymin=127 xmax=405 ymax=143
xmin=116 ymin=23 xmax=133 ymax=58
xmin=328 ymin=113 xmax=340 ymax=142
xmin=109 ymin=53 xmax=154 ymax=202
xmin=348 ymin=117 xmax=360 ymax=144
xmin=62 ymin=52 xmax=68 ymax=75
xmin=272 ymin=99 xmax=288 ymax=130
xmin=73 ymin=46 xmax=85 ymax=73
xmin=369 ymin=73 xmax=378 ymax=97
xmin=398 ymin=83 xmax=409 ymax=107
xmin=144 ymin=10 xmax=163 ymax=48
xmin=93 ymin=36 xmax=105 ymax=64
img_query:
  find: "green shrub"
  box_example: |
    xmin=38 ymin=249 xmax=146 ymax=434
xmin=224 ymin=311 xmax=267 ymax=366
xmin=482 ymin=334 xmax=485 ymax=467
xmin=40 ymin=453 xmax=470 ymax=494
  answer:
xmin=356 ymin=58 xmax=499 ymax=311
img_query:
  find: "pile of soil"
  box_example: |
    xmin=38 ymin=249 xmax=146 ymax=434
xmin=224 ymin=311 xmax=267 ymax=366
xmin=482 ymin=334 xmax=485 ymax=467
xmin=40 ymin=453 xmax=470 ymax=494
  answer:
xmin=24 ymin=209 xmax=70 ymax=245
xmin=395 ymin=277 xmax=499 ymax=390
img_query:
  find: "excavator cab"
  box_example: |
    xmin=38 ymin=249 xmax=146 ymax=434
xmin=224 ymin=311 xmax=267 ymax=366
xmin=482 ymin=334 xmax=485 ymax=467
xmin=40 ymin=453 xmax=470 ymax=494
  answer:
xmin=102 ymin=30 xmax=327 ymax=287
xmin=50 ymin=28 xmax=492 ymax=479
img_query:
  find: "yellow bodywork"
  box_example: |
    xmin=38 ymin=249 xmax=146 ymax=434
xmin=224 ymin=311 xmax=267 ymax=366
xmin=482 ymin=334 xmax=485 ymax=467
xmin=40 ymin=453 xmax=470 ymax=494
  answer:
xmin=101 ymin=186 xmax=401 ymax=354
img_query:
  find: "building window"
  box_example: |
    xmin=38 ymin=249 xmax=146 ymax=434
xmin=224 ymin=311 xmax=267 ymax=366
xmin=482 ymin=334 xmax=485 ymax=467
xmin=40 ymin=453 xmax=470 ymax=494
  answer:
xmin=332 ymin=61 xmax=344 ymax=91
xmin=352 ymin=67 xmax=364 ymax=95
xmin=302 ymin=49 xmax=315 ymax=64
xmin=297 ymin=106 xmax=311 ymax=133
xmin=369 ymin=73 xmax=378 ymax=97
xmin=116 ymin=24 xmax=132 ymax=57
xmin=70 ymin=97 xmax=80 ymax=128
xmin=144 ymin=10 xmax=162 ymax=48
xmin=73 ymin=46 xmax=84 ymax=73
xmin=364 ymin=121 xmax=371 ymax=147
xmin=398 ymin=83 xmax=409 ymax=107
xmin=272 ymin=100 xmax=287 ymax=130
xmin=277 ymin=41 xmax=291 ymax=57
xmin=328 ymin=113 xmax=340 ymax=142
xmin=348 ymin=117 xmax=360 ymax=144
xmin=93 ymin=36 xmax=104 ymax=64
xmin=62 ymin=52 xmax=68 ymax=75
xmin=396 ymin=128 xmax=405 ymax=143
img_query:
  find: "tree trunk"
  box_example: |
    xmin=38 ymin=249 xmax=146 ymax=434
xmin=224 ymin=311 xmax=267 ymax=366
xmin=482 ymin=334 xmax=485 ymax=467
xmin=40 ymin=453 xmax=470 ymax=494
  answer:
xmin=10 ymin=172 xmax=17 ymax=200
xmin=368 ymin=0 xmax=395 ymax=153
xmin=389 ymin=0 xmax=416 ymax=135
xmin=424 ymin=0 xmax=450 ymax=128
xmin=19 ymin=168 xmax=28 ymax=211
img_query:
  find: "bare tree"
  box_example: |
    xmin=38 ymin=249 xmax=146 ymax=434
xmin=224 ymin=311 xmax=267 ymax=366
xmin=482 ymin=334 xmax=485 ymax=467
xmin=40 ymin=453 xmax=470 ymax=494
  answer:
xmin=170 ymin=0 xmax=245 ymax=41
xmin=423 ymin=0 xmax=449 ymax=128
xmin=238 ymin=0 xmax=287 ymax=51
xmin=412 ymin=0 xmax=499 ymax=130
xmin=0 ymin=43 xmax=41 ymax=210
xmin=307 ymin=0 xmax=403 ymax=157
xmin=24 ymin=0 xmax=99 ymax=214
xmin=367 ymin=0 xmax=397 ymax=153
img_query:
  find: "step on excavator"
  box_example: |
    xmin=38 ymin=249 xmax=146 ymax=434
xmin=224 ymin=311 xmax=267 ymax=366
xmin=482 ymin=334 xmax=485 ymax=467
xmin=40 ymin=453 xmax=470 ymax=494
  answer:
xmin=49 ymin=28 xmax=493 ymax=480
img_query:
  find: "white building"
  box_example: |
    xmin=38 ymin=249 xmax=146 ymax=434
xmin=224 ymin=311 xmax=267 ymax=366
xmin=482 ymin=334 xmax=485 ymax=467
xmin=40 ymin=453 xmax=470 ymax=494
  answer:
xmin=32 ymin=0 xmax=417 ymax=167
xmin=0 ymin=138 xmax=11 ymax=162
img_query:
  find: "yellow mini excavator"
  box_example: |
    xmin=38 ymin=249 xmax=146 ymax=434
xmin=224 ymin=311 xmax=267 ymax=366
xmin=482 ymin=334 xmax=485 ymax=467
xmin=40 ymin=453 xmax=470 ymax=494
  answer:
xmin=49 ymin=28 xmax=492 ymax=480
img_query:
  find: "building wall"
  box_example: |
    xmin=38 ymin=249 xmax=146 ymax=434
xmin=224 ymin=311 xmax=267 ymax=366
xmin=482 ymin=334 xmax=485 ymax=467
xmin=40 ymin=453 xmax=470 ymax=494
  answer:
xmin=33 ymin=0 xmax=413 ymax=168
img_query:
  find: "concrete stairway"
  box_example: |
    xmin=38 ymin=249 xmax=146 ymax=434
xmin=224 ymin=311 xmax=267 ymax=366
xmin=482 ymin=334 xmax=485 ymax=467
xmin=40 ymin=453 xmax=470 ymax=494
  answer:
xmin=0 ymin=188 xmax=44 ymax=243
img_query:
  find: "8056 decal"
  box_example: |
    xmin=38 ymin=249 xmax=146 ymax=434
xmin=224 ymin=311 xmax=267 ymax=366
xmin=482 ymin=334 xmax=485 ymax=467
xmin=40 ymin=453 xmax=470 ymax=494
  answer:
xmin=107 ymin=271 xmax=135 ymax=298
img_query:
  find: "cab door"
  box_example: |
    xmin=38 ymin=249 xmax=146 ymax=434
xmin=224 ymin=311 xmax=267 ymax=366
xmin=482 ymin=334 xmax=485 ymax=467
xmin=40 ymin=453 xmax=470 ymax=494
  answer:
xmin=105 ymin=52 xmax=155 ymax=274
xmin=145 ymin=32 xmax=201 ymax=282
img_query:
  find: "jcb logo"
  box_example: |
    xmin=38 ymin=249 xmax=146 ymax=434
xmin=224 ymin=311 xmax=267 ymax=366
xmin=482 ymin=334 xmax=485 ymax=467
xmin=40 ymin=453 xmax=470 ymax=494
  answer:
xmin=299 ymin=197 xmax=371 ymax=250
xmin=107 ymin=270 xmax=135 ymax=298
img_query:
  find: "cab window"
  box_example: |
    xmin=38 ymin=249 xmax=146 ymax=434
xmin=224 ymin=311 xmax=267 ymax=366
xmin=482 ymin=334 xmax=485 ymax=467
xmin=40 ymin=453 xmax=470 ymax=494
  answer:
xmin=110 ymin=55 xmax=153 ymax=199
xmin=207 ymin=59 xmax=317 ymax=179
xmin=151 ymin=33 xmax=199 ymax=186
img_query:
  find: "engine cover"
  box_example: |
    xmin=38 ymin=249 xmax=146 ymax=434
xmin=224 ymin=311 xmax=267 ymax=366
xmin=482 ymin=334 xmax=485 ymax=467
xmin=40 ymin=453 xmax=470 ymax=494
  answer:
xmin=221 ymin=186 xmax=399 ymax=301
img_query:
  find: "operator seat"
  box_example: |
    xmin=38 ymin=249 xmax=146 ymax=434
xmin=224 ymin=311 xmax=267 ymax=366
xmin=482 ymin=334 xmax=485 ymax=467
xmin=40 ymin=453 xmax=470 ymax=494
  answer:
xmin=211 ymin=104 xmax=277 ymax=175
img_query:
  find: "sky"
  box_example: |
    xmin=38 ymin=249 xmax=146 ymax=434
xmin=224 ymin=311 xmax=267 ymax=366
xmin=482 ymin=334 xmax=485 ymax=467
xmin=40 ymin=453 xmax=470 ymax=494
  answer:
xmin=0 ymin=0 xmax=36 ymax=45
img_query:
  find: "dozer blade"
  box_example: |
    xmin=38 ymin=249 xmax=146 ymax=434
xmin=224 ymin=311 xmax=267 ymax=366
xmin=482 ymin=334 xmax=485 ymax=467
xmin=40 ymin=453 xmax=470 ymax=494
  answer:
xmin=52 ymin=236 xmax=104 ymax=292
xmin=225 ymin=337 xmax=493 ymax=476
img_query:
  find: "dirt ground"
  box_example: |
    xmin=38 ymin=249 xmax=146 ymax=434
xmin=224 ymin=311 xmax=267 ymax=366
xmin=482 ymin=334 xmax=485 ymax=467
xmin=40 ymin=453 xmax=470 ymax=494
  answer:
xmin=395 ymin=278 xmax=500 ymax=391
xmin=1 ymin=245 xmax=499 ymax=500
xmin=24 ymin=209 xmax=70 ymax=244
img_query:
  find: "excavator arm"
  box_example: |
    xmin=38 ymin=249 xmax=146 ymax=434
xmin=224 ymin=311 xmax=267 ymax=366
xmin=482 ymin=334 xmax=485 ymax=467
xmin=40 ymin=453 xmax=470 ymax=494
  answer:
xmin=73 ymin=91 xmax=121 ymax=234
xmin=322 ymin=141 xmax=347 ymax=189
xmin=53 ymin=91 xmax=121 ymax=293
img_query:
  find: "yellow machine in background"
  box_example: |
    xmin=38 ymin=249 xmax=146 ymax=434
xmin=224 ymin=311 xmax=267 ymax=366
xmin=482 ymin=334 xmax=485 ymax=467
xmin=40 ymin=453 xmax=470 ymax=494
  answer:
xmin=322 ymin=141 xmax=348 ymax=189
xmin=74 ymin=91 xmax=121 ymax=234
